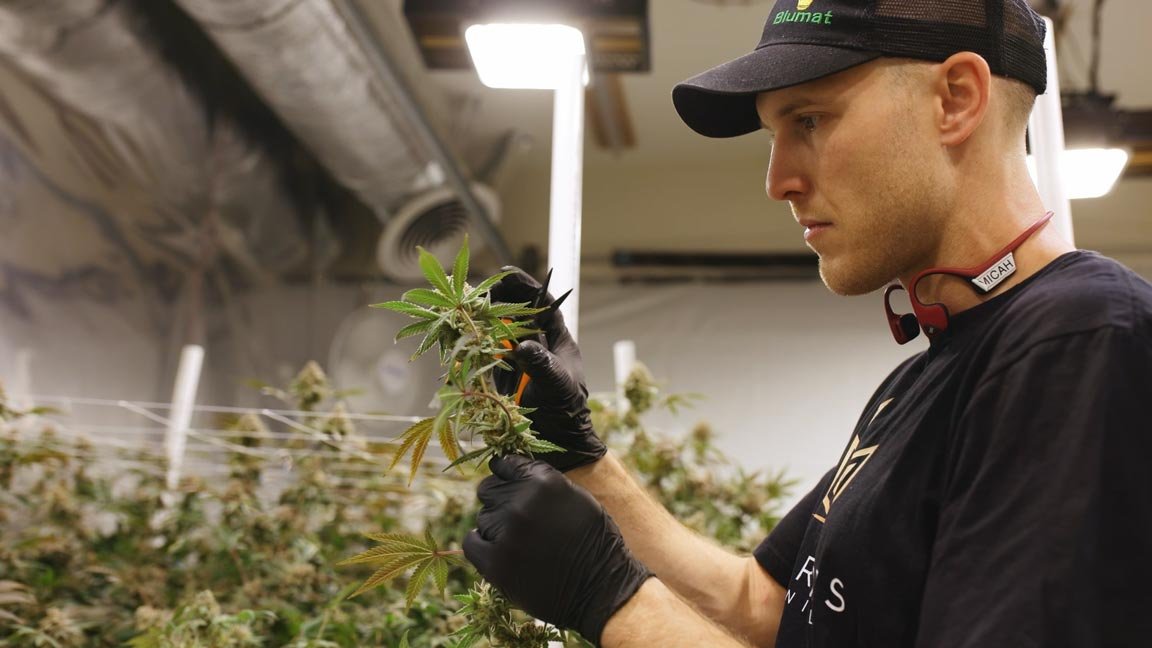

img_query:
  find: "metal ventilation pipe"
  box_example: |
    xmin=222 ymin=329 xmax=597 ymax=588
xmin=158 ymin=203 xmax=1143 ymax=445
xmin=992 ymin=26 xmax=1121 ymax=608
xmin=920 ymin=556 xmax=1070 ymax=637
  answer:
xmin=170 ymin=0 xmax=511 ymax=263
xmin=0 ymin=0 xmax=311 ymax=276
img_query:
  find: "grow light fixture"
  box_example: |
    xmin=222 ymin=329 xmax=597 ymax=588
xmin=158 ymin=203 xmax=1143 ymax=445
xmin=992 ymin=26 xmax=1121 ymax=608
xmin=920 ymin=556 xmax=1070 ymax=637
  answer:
xmin=460 ymin=20 xmax=591 ymax=338
xmin=1027 ymin=148 xmax=1130 ymax=199
xmin=402 ymin=0 xmax=650 ymax=74
xmin=464 ymin=23 xmax=589 ymax=90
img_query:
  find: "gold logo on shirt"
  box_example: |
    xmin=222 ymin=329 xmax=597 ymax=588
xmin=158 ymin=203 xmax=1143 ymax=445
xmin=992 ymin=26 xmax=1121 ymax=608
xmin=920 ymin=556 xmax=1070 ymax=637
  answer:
xmin=813 ymin=434 xmax=879 ymax=523
xmin=797 ymin=0 xmax=814 ymax=10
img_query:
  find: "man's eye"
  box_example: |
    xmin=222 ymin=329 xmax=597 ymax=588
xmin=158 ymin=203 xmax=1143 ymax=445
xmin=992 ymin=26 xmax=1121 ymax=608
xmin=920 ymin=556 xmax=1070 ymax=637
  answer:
xmin=797 ymin=115 xmax=819 ymax=132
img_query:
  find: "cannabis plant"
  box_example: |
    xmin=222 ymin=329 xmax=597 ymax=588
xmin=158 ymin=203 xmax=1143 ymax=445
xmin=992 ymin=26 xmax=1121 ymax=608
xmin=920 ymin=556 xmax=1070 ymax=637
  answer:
xmin=377 ymin=238 xmax=563 ymax=481
xmin=0 ymin=370 xmax=480 ymax=647
xmin=127 ymin=590 xmax=275 ymax=648
xmin=0 ymin=245 xmax=793 ymax=646
xmin=340 ymin=238 xmax=583 ymax=647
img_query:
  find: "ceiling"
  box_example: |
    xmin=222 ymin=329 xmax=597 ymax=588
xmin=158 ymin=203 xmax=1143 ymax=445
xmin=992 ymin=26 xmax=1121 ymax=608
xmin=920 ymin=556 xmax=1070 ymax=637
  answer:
xmin=367 ymin=0 xmax=1152 ymax=264
xmin=374 ymin=0 xmax=1152 ymax=166
xmin=0 ymin=0 xmax=1147 ymax=406
xmin=0 ymin=0 xmax=1148 ymax=318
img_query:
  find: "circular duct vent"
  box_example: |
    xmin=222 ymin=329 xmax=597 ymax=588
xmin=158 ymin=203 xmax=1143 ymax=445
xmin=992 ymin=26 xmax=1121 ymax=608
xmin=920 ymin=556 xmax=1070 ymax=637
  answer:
xmin=328 ymin=304 xmax=442 ymax=418
xmin=377 ymin=183 xmax=501 ymax=281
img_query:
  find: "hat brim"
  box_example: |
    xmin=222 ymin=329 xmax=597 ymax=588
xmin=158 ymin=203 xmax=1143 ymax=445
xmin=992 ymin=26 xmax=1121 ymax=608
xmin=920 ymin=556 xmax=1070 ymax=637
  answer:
xmin=672 ymin=44 xmax=882 ymax=138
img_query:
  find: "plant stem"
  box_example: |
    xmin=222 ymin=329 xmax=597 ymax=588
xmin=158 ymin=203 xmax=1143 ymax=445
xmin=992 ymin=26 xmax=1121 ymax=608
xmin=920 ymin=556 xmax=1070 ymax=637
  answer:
xmin=456 ymin=308 xmax=499 ymax=400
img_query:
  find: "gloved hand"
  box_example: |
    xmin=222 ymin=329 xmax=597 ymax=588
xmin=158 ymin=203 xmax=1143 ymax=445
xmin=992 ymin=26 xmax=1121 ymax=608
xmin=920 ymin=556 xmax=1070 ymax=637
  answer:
xmin=463 ymin=455 xmax=652 ymax=645
xmin=489 ymin=267 xmax=607 ymax=471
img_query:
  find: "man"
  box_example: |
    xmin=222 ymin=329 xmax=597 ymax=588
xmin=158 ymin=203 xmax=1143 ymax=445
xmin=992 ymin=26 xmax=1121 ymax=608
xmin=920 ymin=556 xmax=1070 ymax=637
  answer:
xmin=463 ymin=0 xmax=1152 ymax=646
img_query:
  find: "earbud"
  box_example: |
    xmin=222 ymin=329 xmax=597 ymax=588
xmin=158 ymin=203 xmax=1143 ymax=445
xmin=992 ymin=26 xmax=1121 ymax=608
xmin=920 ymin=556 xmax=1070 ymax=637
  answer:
xmin=880 ymin=211 xmax=1055 ymax=345
xmin=884 ymin=284 xmax=952 ymax=345
xmin=898 ymin=313 xmax=920 ymax=343
xmin=885 ymin=285 xmax=923 ymax=344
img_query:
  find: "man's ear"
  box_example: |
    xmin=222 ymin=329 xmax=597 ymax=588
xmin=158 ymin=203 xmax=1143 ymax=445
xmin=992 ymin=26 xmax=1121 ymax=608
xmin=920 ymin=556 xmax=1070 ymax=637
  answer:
xmin=933 ymin=52 xmax=992 ymax=147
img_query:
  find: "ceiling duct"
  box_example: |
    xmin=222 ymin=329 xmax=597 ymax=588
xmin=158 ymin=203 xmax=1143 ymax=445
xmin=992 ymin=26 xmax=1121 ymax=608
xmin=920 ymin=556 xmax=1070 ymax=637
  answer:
xmin=377 ymin=182 xmax=501 ymax=282
xmin=0 ymin=0 xmax=262 ymax=210
xmin=0 ymin=0 xmax=313 ymax=291
xmin=169 ymin=0 xmax=511 ymax=264
xmin=168 ymin=0 xmax=423 ymax=217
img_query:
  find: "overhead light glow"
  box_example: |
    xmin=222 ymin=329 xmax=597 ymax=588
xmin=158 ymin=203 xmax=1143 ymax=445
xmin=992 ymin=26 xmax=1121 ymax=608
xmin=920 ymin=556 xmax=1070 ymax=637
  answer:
xmin=464 ymin=23 xmax=589 ymax=90
xmin=1027 ymin=148 xmax=1130 ymax=200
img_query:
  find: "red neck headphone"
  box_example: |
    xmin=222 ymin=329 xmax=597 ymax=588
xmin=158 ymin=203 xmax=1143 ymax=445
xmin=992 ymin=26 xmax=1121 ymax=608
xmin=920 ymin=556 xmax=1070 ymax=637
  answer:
xmin=884 ymin=211 xmax=1055 ymax=344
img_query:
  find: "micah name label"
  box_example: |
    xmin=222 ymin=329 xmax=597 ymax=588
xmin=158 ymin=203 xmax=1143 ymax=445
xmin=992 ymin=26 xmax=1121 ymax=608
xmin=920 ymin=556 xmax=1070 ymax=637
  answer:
xmin=970 ymin=252 xmax=1017 ymax=293
xmin=773 ymin=10 xmax=833 ymax=25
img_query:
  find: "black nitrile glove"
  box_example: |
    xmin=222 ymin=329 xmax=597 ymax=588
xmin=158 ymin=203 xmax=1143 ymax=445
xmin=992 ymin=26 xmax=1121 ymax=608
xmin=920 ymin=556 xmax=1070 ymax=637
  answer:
xmin=489 ymin=267 xmax=607 ymax=471
xmin=463 ymin=455 xmax=652 ymax=645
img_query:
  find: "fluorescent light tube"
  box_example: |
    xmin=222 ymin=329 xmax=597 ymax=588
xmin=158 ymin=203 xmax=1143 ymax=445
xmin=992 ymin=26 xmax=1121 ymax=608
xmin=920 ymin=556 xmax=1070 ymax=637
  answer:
xmin=1027 ymin=148 xmax=1130 ymax=200
xmin=465 ymin=23 xmax=589 ymax=90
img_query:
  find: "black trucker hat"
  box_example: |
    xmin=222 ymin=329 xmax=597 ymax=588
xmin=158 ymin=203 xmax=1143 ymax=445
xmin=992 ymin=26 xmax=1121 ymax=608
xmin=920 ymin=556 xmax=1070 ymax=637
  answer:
xmin=673 ymin=0 xmax=1048 ymax=138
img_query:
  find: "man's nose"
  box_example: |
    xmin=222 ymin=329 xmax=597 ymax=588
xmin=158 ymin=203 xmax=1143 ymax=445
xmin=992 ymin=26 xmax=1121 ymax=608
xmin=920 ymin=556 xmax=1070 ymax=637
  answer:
xmin=765 ymin=147 xmax=807 ymax=202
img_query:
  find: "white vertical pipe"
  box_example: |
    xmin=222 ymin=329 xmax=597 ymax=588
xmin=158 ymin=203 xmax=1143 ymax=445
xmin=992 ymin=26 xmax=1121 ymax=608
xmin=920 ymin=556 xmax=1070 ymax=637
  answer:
xmin=165 ymin=344 xmax=204 ymax=490
xmin=547 ymin=51 xmax=587 ymax=648
xmin=11 ymin=348 xmax=33 ymax=410
xmin=1028 ymin=16 xmax=1075 ymax=245
xmin=613 ymin=340 xmax=637 ymax=413
xmin=548 ymin=52 xmax=586 ymax=342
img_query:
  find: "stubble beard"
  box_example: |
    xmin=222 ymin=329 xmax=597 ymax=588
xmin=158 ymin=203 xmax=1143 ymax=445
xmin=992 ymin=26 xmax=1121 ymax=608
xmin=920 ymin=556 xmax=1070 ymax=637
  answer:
xmin=810 ymin=93 xmax=953 ymax=296
xmin=815 ymin=162 xmax=946 ymax=297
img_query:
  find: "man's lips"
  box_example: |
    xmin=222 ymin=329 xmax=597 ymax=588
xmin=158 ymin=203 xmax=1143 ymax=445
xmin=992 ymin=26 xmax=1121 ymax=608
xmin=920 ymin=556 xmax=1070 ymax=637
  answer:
xmin=798 ymin=219 xmax=833 ymax=242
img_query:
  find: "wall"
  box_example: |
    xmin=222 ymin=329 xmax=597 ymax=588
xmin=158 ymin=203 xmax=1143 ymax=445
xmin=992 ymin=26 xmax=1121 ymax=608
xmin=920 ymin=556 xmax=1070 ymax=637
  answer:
xmin=499 ymin=147 xmax=1152 ymax=263
xmin=0 ymin=273 xmax=922 ymax=510
xmin=578 ymin=279 xmax=926 ymax=509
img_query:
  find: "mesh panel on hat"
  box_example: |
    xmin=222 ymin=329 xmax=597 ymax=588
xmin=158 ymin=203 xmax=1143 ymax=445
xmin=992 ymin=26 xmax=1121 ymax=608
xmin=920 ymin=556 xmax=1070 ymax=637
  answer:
xmin=1002 ymin=0 xmax=1048 ymax=93
xmin=1004 ymin=0 xmax=1044 ymax=39
xmin=872 ymin=0 xmax=1001 ymax=72
xmin=866 ymin=0 xmax=1046 ymax=94
xmin=874 ymin=0 xmax=987 ymax=27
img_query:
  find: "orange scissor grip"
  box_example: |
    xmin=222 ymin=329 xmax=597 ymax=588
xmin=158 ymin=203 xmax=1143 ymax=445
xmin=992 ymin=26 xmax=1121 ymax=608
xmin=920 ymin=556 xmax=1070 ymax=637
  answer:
xmin=497 ymin=318 xmax=532 ymax=404
xmin=514 ymin=373 xmax=530 ymax=405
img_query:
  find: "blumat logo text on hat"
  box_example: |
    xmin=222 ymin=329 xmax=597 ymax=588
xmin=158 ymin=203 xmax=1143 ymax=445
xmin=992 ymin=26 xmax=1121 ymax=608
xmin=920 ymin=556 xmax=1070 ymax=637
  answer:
xmin=774 ymin=0 xmax=833 ymax=26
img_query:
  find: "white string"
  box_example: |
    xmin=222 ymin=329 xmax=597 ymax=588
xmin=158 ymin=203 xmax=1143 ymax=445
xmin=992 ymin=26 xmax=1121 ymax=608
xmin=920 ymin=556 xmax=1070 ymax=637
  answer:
xmin=19 ymin=394 xmax=424 ymax=423
xmin=16 ymin=423 xmax=450 ymax=462
xmin=41 ymin=427 xmax=156 ymax=453
xmin=118 ymin=401 xmax=172 ymax=426
xmin=4 ymin=394 xmax=467 ymax=484
xmin=4 ymin=434 xmax=454 ymax=479
xmin=45 ymin=424 xmax=408 ymax=444
xmin=259 ymin=409 xmax=378 ymax=463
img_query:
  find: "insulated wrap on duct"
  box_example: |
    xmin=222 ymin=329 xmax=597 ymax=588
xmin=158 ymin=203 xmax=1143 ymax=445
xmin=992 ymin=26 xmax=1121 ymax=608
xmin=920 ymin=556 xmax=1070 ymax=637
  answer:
xmin=0 ymin=0 xmax=312 ymax=293
xmin=171 ymin=0 xmax=428 ymax=217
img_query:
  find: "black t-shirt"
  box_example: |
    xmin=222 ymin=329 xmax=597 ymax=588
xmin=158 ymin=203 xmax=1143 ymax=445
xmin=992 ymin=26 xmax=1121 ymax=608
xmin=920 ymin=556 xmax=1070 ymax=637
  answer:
xmin=754 ymin=251 xmax=1152 ymax=648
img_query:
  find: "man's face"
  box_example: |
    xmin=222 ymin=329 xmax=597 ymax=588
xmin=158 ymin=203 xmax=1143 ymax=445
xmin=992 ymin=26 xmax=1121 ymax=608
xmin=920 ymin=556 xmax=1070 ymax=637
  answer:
xmin=755 ymin=60 xmax=953 ymax=296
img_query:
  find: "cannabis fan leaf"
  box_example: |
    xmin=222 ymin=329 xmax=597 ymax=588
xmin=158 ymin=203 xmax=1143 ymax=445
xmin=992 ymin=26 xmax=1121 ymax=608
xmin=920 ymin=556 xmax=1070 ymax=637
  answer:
xmin=337 ymin=530 xmax=463 ymax=606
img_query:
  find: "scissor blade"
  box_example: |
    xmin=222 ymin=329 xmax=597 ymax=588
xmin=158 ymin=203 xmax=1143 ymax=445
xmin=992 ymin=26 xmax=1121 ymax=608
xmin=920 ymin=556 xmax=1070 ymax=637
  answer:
xmin=548 ymin=288 xmax=573 ymax=315
xmin=534 ymin=268 xmax=555 ymax=309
